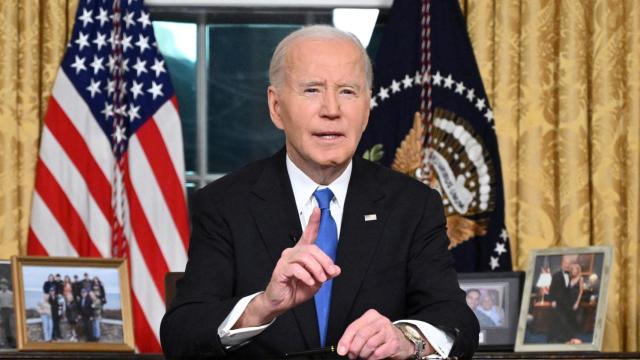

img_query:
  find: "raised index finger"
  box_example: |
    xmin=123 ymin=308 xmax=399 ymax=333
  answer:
xmin=298 ymin=207 xmax=321 ymax=245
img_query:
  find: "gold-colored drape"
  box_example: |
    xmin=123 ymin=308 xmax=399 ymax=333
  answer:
xmin=0 ymin=0 xmax=78 ymax=258
xmin=461 ymin=0 xmax=640 ymax=351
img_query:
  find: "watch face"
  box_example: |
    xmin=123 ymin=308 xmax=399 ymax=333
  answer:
xmin=403 ymin=324 xmax=422 ymax=340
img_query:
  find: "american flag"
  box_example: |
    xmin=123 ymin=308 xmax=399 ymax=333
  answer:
xmin=28 ymin=0 xmax=189 ymax=352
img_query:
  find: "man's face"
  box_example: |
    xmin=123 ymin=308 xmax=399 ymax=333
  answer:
xmin=268 ymin=38 xmax=370 ymax=176
xmin=561 ymin=256 xmax=573 ymax=271
xmin=466 ymin=291 xmax=479 ymax=309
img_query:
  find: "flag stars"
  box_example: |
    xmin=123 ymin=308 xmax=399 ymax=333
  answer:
xmin=402 ymin=74 xmax=414 ymax=89
xmin=390 ymin=79 xmax=401 ymax=93
xmin=101 ymin=102 xmax=114 ymax=119
xmin=123 ymin=11 xmax=136 ymax=28
xmin=106 ymin=79 xmax=115 ymax=95
xmin=476 ymin=98 xmax=486 ymax=111
xmin=484 ymin=109 xmax=494 ymax=123
xmin=135 ymin=35 xmax=150 ymax=54
xmin=500 ymin=229 xmax=509 ymax=242
xmin=86 ymin=79 xmax=101 ymax=98
xmin=151 ymin=58 xmax=166 ymax=77
xmin=130 ymin=80 xmax=144 ymax=99
xmin=138 ymin=11 xmax=151 ymax=29
xmin=75 ymin=32 xmax=90 ymax=50
xmin=147 ymin=81 xmax=164 ymax=100
xmin=455 ymin=81 xmax=466 ymax=94
xmin=370 ymin=96 xmax=378 ymax=109
xmin=107 ymin=55 xmax=116 ymax=72
xmin=422 ymin=72 xmax=430 ymax=84
xmin=494 ymin=242 xmax=507 ymax=256
xmin=121 ymin=58 xmax=130 ymax=73
xmin=70 ymin=56 xmax=87 ymax=74
xmin=466 ymin=88 xmax=475 ymax=102
xmin=96 ymin=8 xmax=109 ymax=26
xmin=414 ymin=71 xmax=422 ymax=85
xmin=489 ymin=256 xmax=500 ymax=270
xmin=113 ymin=125 xmax=127 ymax=144
xmin=78 ymin=8 xmax=94 ymax=27
xmin=378 ymin=86 xmax=389 ymax=101
xmin=432 ymin=71 xmax=443 ymax=86
xmin=115 ymin=104 xmax=127 ymax=116
xmin=90 ymin=56 xmax=105 ymax=74
xmin=121 ymin=34 xmax=133 ymax=52
xmin=93 ymin=32 xmax=107 ymax=50
xmin=443 ymin=74 xmax=454 ymax=89
xmin=128 ymin=104 xmax=141 ymax=121
xmin=133 ymin=57 xmax=148 ymax=77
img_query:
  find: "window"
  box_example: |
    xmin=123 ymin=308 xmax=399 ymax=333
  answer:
xmin=149 ymin=2 xmax=389 ymax=199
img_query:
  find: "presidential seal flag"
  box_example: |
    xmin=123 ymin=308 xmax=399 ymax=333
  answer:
xmin=27 ymin=0 xmax=188 ymax=352
xmin=358 ymin=0 xmax=511 ymax=271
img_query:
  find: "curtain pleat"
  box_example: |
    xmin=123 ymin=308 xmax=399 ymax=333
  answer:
xmin=0 ymin=0 xmax=77 ymax=257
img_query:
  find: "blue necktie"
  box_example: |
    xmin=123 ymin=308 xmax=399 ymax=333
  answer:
xmin=313 ymin=188 xmax=338 ymax=347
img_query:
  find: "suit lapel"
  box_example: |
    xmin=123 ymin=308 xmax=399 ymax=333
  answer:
xmin=248 ymin=150 xmax=320 ymax=349
xmin=326 ymin=158 xmax=386 ymax=345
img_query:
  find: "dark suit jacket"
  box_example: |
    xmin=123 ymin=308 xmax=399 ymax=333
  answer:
xmin=160 ymin=149 xmax=479 ymax=359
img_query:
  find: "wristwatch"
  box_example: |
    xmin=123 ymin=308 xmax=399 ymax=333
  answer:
xmin=395 ymin=323 xmax=426 ymax=360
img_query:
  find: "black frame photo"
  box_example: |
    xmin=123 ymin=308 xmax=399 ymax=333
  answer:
xmin=515 ymin=246 xmax=612 ymax=352
xmin=458 ymin=272 xmax=524 ymax=351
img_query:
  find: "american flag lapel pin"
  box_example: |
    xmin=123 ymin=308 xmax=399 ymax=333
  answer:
xmin=364 ymin=214 xmax=377 ymax=222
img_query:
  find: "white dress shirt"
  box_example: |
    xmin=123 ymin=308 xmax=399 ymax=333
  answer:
xmin=217 ymin=155 xmax=454 ymax=358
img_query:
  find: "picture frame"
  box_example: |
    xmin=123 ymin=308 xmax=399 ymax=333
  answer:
xmin=458 ymin=272 xmax=524 ymax=351
xmin=11 ymin=256 xmax=135 ymax=352
xmin=0 ymin=260 xmax=16 ymax=351
xmin=515 ymin=246 xmax=613 ymax=352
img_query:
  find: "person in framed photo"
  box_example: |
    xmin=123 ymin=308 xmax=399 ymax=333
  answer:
xmin=548 ymin=255 xmax=581 ymax=343
xmin=43 ymin=274 xmax=56 ymax=294
xmin=65 ymin=292 xmax=80 ymax=342
xmin=0 ymin=278 xmax=15 ymax=347
xmin=47 ymin=287 xmax=63 ymax=341
xmin=465 ymin=289 xmax=496 ymax=327
xmin=36 ymin=294 xmax=52 ymax=342
xmin=79 ymin=288 xmax=94 ymax=341
xmin=476 ymin=290 xmax=505 ymax=327
xmin=90 ymin=288 xmax=102 ymax=341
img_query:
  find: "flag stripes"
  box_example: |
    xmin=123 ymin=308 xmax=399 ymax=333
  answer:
xmin=28 ymin=0 xmax=189 ymax=351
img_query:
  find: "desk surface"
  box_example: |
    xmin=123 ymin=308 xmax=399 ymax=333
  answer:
xmin=0 ymin=352 xmax=639 ymax=359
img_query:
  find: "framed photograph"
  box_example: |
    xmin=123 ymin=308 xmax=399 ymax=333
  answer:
xmin=0 ymin=260 xmax=16 ymax=350
xmin=11 ymin=256 xmax=134 ymax=352
xmin=515 ymin=246 xmax=613 ymax=352
xmin=458 ymin=272 xmax=524 ymax=350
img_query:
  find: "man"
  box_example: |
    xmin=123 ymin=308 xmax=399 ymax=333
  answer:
xmin=547 ymin=255 xmax=577 ymax=343
xmin=48 ymin=288 xmax=61 ymax=340
xmin=72 ymin=275 xmax=82 ymax=302
xmin=161 ymin=25 xmax=478 ymax=359
xmin=0 ymin=278 xmax=14 ymax=347
xmin=465 ymin=289 xmax=495 ymax=328
xmin=79 ymin=288 xmax=94 ymax=341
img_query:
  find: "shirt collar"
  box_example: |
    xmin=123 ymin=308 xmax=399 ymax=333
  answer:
xmin=285 ymin=154 xmax=352 ymax=211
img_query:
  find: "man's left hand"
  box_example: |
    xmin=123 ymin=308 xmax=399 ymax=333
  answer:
xmin=337 ymin=309 xmax=428 ymax=360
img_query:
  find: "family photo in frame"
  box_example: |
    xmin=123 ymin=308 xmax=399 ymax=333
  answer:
xmin=515 ymin=246 xmax=612 ymax=352
xmin=459 ymin=272 xmax=524 ymax=350
xmin=11 ymin=256 xmax=134 ymax=352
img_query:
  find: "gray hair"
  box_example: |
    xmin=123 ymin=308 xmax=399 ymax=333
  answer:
xmin=268 ymin=25 xmax=373 ymax=90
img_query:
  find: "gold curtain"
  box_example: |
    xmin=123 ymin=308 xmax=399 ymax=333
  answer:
xmin=461 ymin=0 xmax=640 ymax=351
xmin=0 ymin=0 xmax=78 ymax=257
